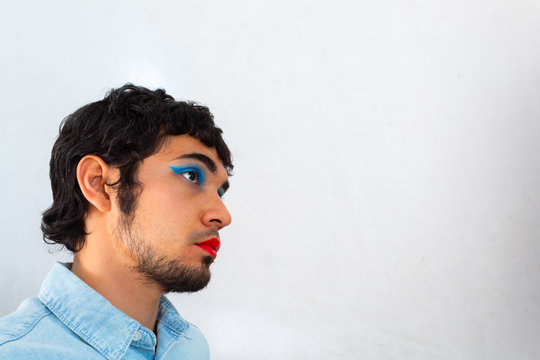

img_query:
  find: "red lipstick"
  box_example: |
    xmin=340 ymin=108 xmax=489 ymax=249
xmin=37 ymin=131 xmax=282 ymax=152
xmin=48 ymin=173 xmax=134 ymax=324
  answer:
xmin=195 ymin=238 xmax=221 ymax=258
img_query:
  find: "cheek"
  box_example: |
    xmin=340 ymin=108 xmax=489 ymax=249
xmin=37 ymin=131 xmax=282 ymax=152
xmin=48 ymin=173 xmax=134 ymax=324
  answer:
xmin=183 ymin=245 xmax=199 ymax=257
xmin=136 ymin=184 xmax=199 ymax=240
xmin=142 ymin=181 xmax=185 ymax=214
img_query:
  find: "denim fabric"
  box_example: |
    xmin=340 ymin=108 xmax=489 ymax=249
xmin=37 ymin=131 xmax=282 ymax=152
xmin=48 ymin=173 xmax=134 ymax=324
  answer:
xmin=0 ymin=263 xmax=210 ymax=359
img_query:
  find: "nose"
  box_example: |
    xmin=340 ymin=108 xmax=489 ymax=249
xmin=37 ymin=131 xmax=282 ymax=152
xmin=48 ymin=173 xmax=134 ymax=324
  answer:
xmin=201 ymin=195 xmax=232 ymax=230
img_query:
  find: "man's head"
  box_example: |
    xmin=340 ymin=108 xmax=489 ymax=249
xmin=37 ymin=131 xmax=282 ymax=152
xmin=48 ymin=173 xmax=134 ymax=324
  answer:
xmin=42 ymin=84 xmax=232 ymax=292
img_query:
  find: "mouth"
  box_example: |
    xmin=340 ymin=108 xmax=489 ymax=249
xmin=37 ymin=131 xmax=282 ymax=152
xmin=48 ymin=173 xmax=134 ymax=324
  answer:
xmin=195 ymin=238 xmax=221 ymax=258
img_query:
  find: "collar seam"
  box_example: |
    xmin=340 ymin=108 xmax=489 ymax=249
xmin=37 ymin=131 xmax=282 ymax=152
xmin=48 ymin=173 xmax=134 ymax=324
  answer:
xmin=38 ymin=292 xmax=136 ymax=360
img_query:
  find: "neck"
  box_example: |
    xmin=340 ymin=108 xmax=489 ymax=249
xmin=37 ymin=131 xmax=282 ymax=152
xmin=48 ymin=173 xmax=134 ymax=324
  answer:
xmin=71 ymin=236 xmax=163 ymax=333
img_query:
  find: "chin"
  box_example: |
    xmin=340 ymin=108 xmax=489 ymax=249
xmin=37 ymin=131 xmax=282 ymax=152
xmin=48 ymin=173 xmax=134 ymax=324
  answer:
xmin=135 ymin=255 xmax=213 ymax=294
xmin=163 ymin=267 xmax=212 ymax=293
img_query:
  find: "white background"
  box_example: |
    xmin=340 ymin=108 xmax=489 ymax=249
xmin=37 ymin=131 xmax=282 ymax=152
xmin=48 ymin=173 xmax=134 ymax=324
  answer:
xmin=1 ymin=1 xmax=539 ymax=359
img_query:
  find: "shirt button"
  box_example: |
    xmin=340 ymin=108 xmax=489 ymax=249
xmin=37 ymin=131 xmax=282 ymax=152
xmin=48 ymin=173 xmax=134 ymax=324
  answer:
xmin=133 ymin=331 xmax=142 ymax=341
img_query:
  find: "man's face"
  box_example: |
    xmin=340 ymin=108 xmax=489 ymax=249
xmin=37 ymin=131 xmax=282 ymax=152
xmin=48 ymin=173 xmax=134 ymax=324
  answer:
xmin=112 ymin=134 xmax=231 ymax=293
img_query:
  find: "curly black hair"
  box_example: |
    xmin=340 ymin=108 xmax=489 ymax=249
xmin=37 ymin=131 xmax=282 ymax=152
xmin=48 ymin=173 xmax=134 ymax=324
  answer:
xmin=41 ymin=84 xmax=233 ymax=252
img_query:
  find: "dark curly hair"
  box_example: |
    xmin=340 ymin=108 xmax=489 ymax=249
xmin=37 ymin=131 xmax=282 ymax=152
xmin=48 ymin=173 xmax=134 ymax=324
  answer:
xmin=41 ymin=84 xmax=233 ymax=253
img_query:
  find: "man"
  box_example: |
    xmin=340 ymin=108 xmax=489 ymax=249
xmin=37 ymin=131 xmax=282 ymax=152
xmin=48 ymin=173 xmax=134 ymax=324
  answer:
xmin=0 ymin=84 xmax=232 ymax=359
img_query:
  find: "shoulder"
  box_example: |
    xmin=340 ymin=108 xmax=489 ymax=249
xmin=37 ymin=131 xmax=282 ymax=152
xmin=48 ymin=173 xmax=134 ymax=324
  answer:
xmin=0 ymin=298 xmax=100 ymax=358
xmin=158 ymin=297 xmax=208 ymax=345
xmin=0 ymin=297 xmax=57 ymax=357
xmin=0 ymin=297 xmax=52 ymax=346
xmin=163 ymin=321 xmax=211 ymax=360
xmin=157 ymin=297 xmax=210 ymax=359
xmin=182 ymin=321 xmax=208 ymax=343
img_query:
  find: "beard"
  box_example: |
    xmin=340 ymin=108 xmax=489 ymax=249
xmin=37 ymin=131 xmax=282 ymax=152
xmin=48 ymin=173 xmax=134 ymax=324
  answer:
xmin=131 ymin=240 xmax=213 ymax=293
xmin=115 ymin=211 xmax=215 ymax=293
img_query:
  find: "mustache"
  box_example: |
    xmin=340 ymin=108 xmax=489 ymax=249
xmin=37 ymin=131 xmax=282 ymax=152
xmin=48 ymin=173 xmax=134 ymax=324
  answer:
xmin=187 ymin=230 xmax=220 ymax=243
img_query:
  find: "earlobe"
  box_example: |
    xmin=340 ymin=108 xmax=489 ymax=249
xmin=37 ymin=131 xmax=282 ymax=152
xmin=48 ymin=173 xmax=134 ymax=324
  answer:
xmin=76 ymin=155 xmax=112 ymax=213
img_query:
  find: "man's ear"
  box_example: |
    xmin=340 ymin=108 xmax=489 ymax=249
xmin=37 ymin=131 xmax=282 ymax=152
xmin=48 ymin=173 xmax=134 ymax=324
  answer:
xmin=76 ymin=155 xmax=112 ymax=213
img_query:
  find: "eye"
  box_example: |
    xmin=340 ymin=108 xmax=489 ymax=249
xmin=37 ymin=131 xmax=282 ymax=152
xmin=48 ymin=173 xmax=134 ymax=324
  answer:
xmin=182 ymin=170 xmax=200 ymax=185
xmin=169 ymin=166 xmax=205 ymax=186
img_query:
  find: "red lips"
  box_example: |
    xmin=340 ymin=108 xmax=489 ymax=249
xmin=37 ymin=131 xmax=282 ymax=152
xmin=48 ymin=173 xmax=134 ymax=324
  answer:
xmin=195 ymin=238 xmax=221 ymax=258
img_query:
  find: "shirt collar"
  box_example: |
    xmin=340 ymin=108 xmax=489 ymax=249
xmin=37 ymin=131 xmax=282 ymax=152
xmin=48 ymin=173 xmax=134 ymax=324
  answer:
xmin=38 ymin=262 xmax=188 ymax=360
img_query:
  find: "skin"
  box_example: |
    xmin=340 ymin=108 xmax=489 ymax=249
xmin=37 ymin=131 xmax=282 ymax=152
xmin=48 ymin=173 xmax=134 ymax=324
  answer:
xmin=70 ymin=134 xmax=231 ymax=333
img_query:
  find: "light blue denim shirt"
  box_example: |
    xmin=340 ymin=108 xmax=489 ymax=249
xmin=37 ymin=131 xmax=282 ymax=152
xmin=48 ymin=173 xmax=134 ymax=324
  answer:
xmin=0 ymin=263 xmax=210 ymax=359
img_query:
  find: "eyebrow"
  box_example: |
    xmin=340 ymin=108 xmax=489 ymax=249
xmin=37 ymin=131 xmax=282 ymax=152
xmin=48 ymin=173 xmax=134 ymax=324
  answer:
xmin=177 ymin=152 xmax=230 ymax=193
xmin=178 ymin=153 xmax=217 ymax=173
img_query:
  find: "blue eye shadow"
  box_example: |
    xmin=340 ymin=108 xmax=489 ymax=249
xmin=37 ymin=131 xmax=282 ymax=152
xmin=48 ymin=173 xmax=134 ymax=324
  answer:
xmin=169 ymin=165 xmax=205 ymax=185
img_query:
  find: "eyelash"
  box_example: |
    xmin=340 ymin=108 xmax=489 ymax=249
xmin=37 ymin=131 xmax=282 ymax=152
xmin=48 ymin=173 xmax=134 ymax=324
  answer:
xmin=169 ymin=165 xmax=225 ymax=198
xmin=170 ymin=166 xmax=205 ymax=186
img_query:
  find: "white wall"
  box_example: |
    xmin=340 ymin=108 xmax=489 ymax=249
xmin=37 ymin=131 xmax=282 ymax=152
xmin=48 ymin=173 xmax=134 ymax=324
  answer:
xmin=1 ymin=1 xmax=539 ymax=359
